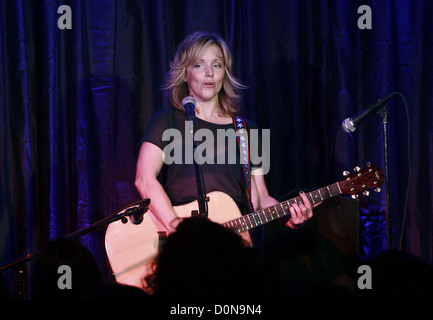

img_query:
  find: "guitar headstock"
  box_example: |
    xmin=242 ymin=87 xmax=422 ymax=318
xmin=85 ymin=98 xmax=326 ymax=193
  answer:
xmin=339 ymin=163 xmax=384 ymax=199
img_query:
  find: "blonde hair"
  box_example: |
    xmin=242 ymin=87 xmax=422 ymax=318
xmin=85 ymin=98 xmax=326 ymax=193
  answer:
xmin=163 ymin=32 xmax=246 ymax=116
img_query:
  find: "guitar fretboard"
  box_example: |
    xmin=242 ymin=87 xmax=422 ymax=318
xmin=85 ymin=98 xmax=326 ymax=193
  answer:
xmin=222 ymin=182 xmax=342 ymax=234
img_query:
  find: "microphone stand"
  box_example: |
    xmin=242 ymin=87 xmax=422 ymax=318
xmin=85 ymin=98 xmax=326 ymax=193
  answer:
xmin=343 ymin=92 xmax=405 ymax=250
xmin=380 ymin=108 xmax=392 ymax=249
xmin=185 ymin=114 xmax=209 ymax=218
xmin=0 ymin=199 xmax=150 ymax=300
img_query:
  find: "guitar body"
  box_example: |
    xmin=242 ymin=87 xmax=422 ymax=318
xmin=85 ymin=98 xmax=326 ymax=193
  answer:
xmin=105 ymin=163 xmax=384 ymax=290
xmin=105 ymin=191 xmax=250 ymax=289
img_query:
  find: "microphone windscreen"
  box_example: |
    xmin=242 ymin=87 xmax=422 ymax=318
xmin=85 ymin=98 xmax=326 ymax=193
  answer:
xmin=182 ymin=96 xmax=196 ymax=108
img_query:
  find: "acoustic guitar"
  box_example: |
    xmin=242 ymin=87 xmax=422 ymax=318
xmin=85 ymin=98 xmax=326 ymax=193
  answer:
xmin=105 ymin=163 xmax=383 ymax=289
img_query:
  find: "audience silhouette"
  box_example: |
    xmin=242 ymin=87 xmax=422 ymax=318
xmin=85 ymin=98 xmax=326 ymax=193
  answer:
xmin=357 ymin=249 xmax=433 ymax=300
xmin=144 ymin=216 xmax=283 ymax=299
xmin=3 ymin=220 xmax=432 ymax=301
xmin=33 ymin=237 xmax=102 ymax=300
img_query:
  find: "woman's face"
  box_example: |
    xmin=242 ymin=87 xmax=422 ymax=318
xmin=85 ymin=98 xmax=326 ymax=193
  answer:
xmin=185 ymin=44 xmax=225 ymax=104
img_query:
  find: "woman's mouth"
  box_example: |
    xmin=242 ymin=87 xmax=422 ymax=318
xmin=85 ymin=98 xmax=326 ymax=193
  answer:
xmin=203 ymin=82 xmax=215 ymax=87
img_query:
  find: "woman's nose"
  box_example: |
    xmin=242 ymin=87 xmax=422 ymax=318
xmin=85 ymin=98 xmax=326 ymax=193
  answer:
xmin=205 ymin=66 xmax=214 ymax=77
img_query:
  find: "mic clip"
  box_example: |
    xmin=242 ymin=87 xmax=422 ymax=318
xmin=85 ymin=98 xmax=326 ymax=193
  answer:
xmin=122 ymin=198 xmax=151 ymax=225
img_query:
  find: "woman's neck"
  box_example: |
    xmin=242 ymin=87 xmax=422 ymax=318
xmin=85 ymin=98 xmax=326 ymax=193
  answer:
xmin=195 ymin=101 xmax=232 ymax=124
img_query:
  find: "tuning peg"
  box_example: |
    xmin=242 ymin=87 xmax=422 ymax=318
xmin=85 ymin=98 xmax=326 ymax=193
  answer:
xmin=375 ymin=187 xmax=381 ymax=193
xmin=343 ymin=170 xmax=350 ymax=176
xmin=351 ymin=194 xmax=359 ymax=199
xmin=354 ymin=166 xmax=361 ymax=172
xmin=363 ymin=191 xmax=370 ymax=196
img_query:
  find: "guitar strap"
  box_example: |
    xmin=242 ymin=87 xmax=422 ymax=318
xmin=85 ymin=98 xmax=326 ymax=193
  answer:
xmin=232 ymin=116 xmax=254 ymax=213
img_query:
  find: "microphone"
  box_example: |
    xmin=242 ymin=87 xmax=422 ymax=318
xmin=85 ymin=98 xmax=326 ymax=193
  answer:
xmin=182 ymin=96 xmax=196 ymax=120
xmin=342 ymin=92 xmax=396 ymax=133
xmin=131 ymin=198 xmax=151 ymax=225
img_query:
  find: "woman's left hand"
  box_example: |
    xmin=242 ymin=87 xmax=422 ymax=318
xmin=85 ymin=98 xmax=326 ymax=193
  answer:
xmin=285 ymin=191 xmax=314 ymax=229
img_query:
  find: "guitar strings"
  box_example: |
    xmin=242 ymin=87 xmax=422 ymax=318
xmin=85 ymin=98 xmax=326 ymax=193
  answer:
xmin=224 ymin=183 xmax=342 ymax=233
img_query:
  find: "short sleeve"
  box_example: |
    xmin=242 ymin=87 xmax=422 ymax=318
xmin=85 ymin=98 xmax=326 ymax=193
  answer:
xmin=141 ymin=109 xmax=174 ymax=150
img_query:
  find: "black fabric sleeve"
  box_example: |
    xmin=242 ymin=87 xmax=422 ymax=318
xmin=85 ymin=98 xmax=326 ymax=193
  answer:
xmin=141 ymin=109 xmax=174 ymax=150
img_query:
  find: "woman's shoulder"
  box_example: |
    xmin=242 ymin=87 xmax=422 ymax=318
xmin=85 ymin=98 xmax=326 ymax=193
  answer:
xmin=147 ymin=107 xmax=185 ymax=127
xmin=142 ymin=107 xmax=185 ymax=142
xmin=151 ymin=107 xmax=183 ymax=120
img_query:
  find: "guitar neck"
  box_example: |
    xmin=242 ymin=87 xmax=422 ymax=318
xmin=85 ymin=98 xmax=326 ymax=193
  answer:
xmin=223 ymin=182 xmax=342 ymax=234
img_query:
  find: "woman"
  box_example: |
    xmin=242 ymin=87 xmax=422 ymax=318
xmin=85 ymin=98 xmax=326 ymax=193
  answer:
xmin=135 ymin=31 xmax=313 ymax=244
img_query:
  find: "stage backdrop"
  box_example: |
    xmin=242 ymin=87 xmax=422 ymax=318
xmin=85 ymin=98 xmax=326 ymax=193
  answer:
xmin=1 ymin=0 xmax=432 ymax=282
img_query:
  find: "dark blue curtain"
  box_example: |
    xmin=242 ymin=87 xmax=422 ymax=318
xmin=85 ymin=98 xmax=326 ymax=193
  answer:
xmin=1 ymin=0 xmax=432 ymax=288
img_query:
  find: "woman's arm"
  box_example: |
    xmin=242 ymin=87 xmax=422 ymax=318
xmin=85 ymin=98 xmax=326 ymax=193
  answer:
xmin=135 ymin=142 xmax=180 ymax=234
